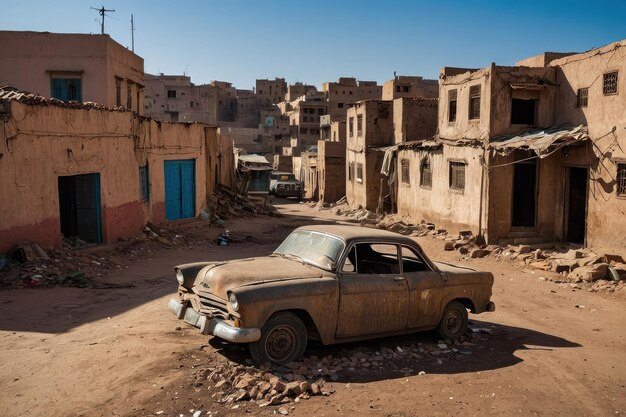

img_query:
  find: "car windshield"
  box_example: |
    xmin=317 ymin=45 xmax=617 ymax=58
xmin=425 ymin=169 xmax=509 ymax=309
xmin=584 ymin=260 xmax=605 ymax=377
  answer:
xmin=273 ymin=230 xmax=345 ymax=271
xmin=278 ymin=174 xmax=295 ymax=181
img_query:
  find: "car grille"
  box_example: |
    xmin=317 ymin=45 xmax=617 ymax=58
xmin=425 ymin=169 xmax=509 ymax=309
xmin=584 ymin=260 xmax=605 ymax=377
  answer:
xmin=193 ymin=287 xmax=229 ymax=320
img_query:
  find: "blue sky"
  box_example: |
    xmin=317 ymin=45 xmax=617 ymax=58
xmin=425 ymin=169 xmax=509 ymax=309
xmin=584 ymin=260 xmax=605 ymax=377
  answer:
xmin=2 ymin=0 xmax=625 ymax=89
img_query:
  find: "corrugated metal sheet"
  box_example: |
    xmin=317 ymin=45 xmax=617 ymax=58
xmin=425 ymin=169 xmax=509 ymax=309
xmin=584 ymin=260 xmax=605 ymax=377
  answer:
xmin=488 ymin=124 xmax=589 ymax=157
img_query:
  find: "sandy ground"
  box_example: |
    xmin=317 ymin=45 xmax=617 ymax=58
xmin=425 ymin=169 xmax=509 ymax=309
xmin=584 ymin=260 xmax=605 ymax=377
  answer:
xmin=0 ymin=200 xmax=624 ymax=417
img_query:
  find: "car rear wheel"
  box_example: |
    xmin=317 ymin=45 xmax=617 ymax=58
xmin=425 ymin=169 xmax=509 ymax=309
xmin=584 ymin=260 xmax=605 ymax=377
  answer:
xmin=436 ymin=301 xmax=468 ymax=340
xmin=249 ymin=312 xmax=307 ymax=365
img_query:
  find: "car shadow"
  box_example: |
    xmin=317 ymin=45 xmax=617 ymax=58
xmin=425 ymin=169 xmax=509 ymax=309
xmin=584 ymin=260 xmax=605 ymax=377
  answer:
xmin=208 ymin=319 xmax=581 ymax=381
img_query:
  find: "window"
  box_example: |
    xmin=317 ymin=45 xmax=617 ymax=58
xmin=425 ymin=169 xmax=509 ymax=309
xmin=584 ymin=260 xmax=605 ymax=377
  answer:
xmin=127 ymin=83 xmax=132 ymax=109
xmin=401 ymin=246 xmax=429 ymax=272
xmin=469 ymin=85 xmax=481 ymax=120
xmin=318 ymin=108 xmax=324 ymax=115
xmin=420 ymin=157 xmax=432 ymax=188
xmin=167 ymin=90 xmax=176 ymax=98
xmin=342 ymin=243 xmax=400 ymax=274
xmin=348 ymin=161 xmax=355 ymax=181
xmin=449 ymin=161 xmax=465 ymax=191
xmin=190 ymin=101 xmax=194 ymax=108
xmin=603 ymin=71 xmax=618 ymax=95
xmin=170 ymin=112 xmax=179 ymax=122
xmin=356 ymin=163 xmax=363 ymax=183
xmin=396 ymin=86 xmax=401 ymax=93
xmin=617 ymin=163 xmax=626 ymax=196
xmin=303 ymin=116 xmax=308 ymax=123
xmin=349 ymin=117 xmax=354 ymax=137
xmin=577 ymin=88 xmax=588 ymax=108
xmin=448 ymin=89 xmax=457 ymax=122
xmin=338 ymin=103 xmax=344 ymax=109
xmin=401 ymin=159 xmax=410 ymax=184
xmin=402 ymin=86 xmax=409 ymax=93
xmin=51 ymin=78 xmax=82 ymax=101
xmin=511 ymin=98 xmax=536 ymax=125
xmin=139 ymin=165 xmax=149 ymax=201
xmin=357 ymin=115 xmax=363 ymax=136
xmin=115 ymin=79 xmax=122 ymax=106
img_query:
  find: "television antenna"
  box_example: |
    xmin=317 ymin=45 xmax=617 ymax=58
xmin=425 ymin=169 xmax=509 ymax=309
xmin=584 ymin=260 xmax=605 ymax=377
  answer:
xmin=91 ymin=5 xmax=115 ymax=34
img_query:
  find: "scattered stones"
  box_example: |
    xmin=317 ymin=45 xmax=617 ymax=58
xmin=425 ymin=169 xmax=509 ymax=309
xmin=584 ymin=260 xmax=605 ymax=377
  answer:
xmin=568 ymin=263 xmax=609 ymax=282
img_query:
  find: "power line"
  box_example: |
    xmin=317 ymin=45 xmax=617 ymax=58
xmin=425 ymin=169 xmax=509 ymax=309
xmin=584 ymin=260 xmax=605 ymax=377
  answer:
xmin=91 ymin=5 xmax=115 ymax=35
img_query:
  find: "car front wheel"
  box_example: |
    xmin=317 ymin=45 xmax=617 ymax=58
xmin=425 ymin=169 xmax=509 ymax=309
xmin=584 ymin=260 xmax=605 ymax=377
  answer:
xmin=436 ymin=301 xmax=468 ymax=340
xmin=249 ymin=312 xmax=307 ymax=365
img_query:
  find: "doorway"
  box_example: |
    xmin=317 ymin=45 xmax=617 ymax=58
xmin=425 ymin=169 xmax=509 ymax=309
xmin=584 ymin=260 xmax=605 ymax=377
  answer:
xmin=58 ymin=173 xmax=102 ymax=243
xmin=164 ymin=159 xmax=196 ymax=220
xmin=566 ymin=167 xmax=587 ymax=243
xmin=511 ymin=159 xmax=537 ymax=228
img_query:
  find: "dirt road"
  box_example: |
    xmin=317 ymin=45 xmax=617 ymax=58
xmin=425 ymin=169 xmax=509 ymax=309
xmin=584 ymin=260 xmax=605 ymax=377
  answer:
xmin=0 ymin=201 xmax=624 ymax=417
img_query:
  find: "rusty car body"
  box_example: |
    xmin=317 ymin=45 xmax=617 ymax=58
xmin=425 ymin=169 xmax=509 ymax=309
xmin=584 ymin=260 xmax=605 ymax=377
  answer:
xmin=169 ymin=224 xmax=495 ymax=364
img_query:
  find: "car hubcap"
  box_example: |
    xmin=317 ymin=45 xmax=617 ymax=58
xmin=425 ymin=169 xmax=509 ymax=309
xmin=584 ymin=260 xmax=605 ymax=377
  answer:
xmin=265 ymin=325 xmax=296 ymax=362
xmin=444 ymin=310 xmax=462 ymax=335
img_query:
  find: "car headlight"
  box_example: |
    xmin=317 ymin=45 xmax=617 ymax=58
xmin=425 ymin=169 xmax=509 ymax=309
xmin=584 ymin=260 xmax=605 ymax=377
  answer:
xmin=229 ymin=292 xmax=239 ymax=311
xmin=175 ymin=268 xmax=184 ymax=285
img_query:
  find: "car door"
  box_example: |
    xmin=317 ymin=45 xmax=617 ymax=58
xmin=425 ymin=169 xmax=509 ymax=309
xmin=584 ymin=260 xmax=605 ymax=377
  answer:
xmin=401 ymin=245 xmax=445 ymax=328
xmin=336 ymin=242 xmax=409 ymax=338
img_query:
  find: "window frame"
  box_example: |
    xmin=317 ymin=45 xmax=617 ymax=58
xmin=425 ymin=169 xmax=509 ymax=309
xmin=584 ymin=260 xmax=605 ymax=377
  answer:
xmin=617 ymin=161 xmax=626 ymax=197
xmin=448 ymin=89 xmax=457 ymax=122
xmin=356 ymin=162 xmax=364 ymax=183
xmin=400 ymin=158 xmax=410 ymax=185
xmin=357 ymin=114 xmax=363 ymax=137
xmin=603 ymin=71 xmax=618 ymax=96
xmin=448 ymin=160 xmax=466 ymax=192
xmin=577 ymin=88 xmax=589 ymax=108
xmin=139 ymin=164 xmax=150 ymax=201
xmin=468 ymin=85 xmax=481 ymax=120
xmin=420 ymin=156 xmax=433 ymax=189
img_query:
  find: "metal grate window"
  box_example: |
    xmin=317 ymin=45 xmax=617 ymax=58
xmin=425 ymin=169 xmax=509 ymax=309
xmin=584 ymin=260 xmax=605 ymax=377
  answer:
xmin=449 ymin=161 xmax=466 ymax=191
xmin=349 ymin=117 xmax=354 ymax=137
xmin=401 ymin=159 xmax=410 ymax=184
xmin=603 ymin=72 xmax=618 ymax=95
xmin=420 ymin=157 xmax=432 ymax=188
xmin=617 ymin=163 xmax=626 ymax=196
xmin=357 ymin=115 xmax=363 ymax=136
xmin=577 ymin=88 xmax=588 ymax=108
xmin=348 ymin=161 xmax=355 ymax=182
xmin=469 ymin=85 xmax=481 ymax=120
xmin=448 ymin=89 xmax=457 ymax=122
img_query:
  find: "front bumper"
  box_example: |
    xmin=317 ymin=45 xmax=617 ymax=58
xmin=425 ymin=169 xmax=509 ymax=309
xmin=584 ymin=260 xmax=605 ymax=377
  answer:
xmin=168 ymin=299 xmax=261 ymax=343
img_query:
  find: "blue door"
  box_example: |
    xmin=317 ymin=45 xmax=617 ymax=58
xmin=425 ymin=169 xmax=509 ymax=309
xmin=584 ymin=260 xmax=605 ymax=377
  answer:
xmin=164 ymin=160 xmax=195 ymax=220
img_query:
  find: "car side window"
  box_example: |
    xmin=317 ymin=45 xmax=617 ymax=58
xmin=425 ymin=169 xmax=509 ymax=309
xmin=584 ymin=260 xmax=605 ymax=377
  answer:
xmin=342 ymin=243 xmax=400 ymax=274
xmin=401 ymin=245 xmax=429 ymax=273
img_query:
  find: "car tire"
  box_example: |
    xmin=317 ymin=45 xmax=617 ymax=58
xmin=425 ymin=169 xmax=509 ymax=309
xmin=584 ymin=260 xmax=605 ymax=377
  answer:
xmin=436 ymin=301 xmax=468 ymax=340
xmin=249 ymin=312 xmax=307 ymax=365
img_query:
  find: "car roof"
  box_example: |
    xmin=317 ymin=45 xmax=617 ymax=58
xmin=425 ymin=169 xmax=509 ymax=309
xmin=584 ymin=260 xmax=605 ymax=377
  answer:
xmin=272 ymin=171 xmax=294 ymax=175
xmin=295 ymin=224 xmax=416 ymax=245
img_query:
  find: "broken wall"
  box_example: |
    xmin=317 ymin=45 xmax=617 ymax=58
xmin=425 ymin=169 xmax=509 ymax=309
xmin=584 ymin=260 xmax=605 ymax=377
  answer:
xmin=0 ymin=99 xmax=215 ymax=252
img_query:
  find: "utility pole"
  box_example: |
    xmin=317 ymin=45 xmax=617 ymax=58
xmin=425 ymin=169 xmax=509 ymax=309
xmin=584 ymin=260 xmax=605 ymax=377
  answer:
xmin=91 ymin=5 xmax=115 ymax=34
xmin=131 ymin=14 xmax=135 ymax=52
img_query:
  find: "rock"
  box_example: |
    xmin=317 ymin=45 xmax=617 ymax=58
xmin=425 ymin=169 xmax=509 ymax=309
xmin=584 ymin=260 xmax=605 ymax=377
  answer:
xmin=310 ymin=383 xmax=321 ymax=395
xmin=551 ymin=259 xmax=579 ymax=273
xmin=458 ymin=246 xmax=469 ymax=255
xmin=562 ymin=249 xmax=583 ymax=259
xmin=234 ymin=375 xmax=256 ymax=389
xmin=298 ymin=380 xmax=311 ymax=393
xmin=278 ymin=406 xmax=289 ymax=415
xmin=601 ymin=254 xmax=626 ymax=264
xmin=568 ymin=263 xmax=609 ymax=282
xmin=470 ymin=249 xmax=490 ymax=259
xmin=533 ymin=249 xmax=546 ymax=260
xmin=459 ymin=230 xmax=473 ymax=238
xmin=283 ymin=381 xmax=302 ymax=396
xmin=579 ymin=256 xmax=601 ymax=266
xmin=271 ymin=379 xmax=287 ymax=393
xmin=235 ymin=389 xmax=250 ymax=401
xmin=444 ymin=241 xmax=455 ymax=251
xmin=516 ymin=245 xmax=532 ymax=254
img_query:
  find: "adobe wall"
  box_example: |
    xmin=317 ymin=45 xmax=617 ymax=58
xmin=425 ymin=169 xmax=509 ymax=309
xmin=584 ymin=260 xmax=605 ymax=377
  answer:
xmin=317 ymin=141 xmax=346 ymax=203
xmin=397 ymin=145 xmax=484 ymax=234
xmin=0 ymin=100 xmax=213 ymax=252
xmin=550 ymin=40 xmax=626 ymax=252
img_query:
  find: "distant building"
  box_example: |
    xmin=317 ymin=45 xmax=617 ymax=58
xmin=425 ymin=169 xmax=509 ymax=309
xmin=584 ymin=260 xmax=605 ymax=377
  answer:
xmin=322 ymin=77 xmax=382 ymax=118
xmin=256 ymin=78 xmax=287 ymax=105
xmin=382 ymin=75 xmax=438 ymax=101
xmin=144 ymin=74 xmax=235 ymax=124
xmin=0 ymin=31 xmax=145 ymax=114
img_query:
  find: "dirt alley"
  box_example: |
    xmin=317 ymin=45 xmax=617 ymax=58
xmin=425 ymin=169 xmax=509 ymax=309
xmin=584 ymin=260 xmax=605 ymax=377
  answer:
xmin=0 ymin=200 xmax=624 ymax=417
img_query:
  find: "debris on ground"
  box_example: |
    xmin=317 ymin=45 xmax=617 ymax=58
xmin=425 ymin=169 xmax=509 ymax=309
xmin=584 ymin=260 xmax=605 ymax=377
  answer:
xmin=325 ymin=198 xmax=625 ymax=294
xmin=185 ymin=326 xmax=489 ymax=413
xmin=206 ymin=185 xmax=279 ymax=224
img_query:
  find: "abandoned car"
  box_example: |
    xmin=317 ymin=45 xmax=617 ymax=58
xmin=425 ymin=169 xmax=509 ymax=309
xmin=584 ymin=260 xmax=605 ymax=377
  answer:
xmin=169 ymin=225 xmax=495 ymax=364
xmin=269 ymin=171 xmax=302 ymax=200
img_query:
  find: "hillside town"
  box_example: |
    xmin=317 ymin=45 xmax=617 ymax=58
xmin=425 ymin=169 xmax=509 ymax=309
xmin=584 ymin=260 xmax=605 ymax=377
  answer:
xmin=0 ymin=24 xmax=625 ymax=417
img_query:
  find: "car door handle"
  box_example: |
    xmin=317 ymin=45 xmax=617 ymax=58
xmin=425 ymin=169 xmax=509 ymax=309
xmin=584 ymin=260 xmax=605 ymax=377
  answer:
xmin=393 ymin=276 xmax=405 ymax=281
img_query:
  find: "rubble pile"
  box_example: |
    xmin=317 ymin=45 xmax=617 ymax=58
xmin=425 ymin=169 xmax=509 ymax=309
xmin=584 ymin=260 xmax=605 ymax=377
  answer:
xmin=188 ymin=327 xmax=489 ymax=413
xmin=205 ymin=185 xmax=278 ymax=223
xmin=0 ymin=241 xmax=124 ymax=288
